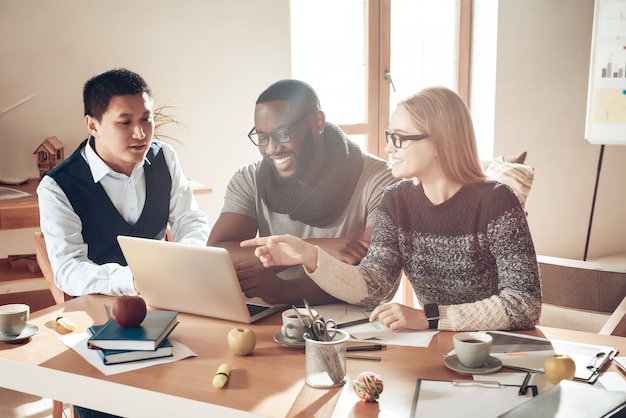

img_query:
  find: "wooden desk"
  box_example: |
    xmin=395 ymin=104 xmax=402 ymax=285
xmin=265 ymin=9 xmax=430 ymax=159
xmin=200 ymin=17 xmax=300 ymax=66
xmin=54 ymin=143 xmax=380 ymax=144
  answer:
xmin=0 ymin=179 xmax=40 ymax=230
xmin=1 ymin=295 xmax=625 ymax=417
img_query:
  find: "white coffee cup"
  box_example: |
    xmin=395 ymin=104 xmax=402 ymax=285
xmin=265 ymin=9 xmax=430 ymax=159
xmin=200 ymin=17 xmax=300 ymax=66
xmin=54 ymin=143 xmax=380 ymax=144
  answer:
xmin=453 ymin=331 xmax=493 ymax=368
xmin=0 ymin=303 xmax=30 ymax=336
xmin=281 ymin=307 xmax=318 ymax=341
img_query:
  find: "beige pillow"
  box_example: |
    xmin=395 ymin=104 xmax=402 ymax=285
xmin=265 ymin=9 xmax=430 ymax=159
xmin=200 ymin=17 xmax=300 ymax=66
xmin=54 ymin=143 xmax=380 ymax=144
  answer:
xmin=485 ymin=156 xmax=534 ymax=207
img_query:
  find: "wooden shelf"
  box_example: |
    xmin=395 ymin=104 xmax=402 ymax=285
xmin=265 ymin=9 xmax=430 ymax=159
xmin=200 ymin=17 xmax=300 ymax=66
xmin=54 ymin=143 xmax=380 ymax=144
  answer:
xmin=0 ymin=255 xmax=48 ymax=294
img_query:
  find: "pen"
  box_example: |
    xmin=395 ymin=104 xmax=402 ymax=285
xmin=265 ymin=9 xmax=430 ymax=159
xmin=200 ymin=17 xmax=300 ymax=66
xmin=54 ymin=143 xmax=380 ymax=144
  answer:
xmin=337 ymin=318 xmax=370 ymax=328
xmin=518 ymin=371 xmax=532 ymax=395
xmin=347 ymin=354 xmax=381 ymax=361
xmin=347 ymin=344 xmax=387 ymax=352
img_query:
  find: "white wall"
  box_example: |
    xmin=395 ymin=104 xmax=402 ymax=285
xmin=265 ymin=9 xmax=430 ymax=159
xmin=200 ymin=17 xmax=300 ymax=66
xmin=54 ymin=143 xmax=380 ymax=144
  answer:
xmin=472 ymin=0 xmax=626 ymax=261
xmin=2 ymin=0 xmax=625 ymax=262
xmin=0 ymin=0 xmax=290 ymax=257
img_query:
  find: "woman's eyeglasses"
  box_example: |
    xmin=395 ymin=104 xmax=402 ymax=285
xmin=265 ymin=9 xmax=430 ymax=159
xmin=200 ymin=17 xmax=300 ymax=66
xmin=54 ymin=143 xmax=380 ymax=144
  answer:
xmin=384 ymin=130 xmax=429 ymax=148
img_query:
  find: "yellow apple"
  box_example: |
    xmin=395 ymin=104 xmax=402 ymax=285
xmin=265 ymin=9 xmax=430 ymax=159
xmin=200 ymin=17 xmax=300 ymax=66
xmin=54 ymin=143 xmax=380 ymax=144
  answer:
xmin=227 ymin=328 xmax=256 ymax=355
xmin=543 ymin=354 xmax=576 ymax=384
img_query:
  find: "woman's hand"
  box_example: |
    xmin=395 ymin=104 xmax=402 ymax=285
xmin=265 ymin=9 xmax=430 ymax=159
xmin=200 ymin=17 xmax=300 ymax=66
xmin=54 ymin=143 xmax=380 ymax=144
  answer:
xmin=369 ymin=303 xmax=429 ymax=331
xmin=241 ymin=234 xmax=319 ymax=272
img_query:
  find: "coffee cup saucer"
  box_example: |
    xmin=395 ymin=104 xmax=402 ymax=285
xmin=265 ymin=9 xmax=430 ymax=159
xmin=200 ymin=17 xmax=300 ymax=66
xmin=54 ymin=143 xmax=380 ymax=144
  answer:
xmin=273 ymin=332 xmax=305 ymax=348
xmin=444 ymin=354 xmax=502 ymax=375
xmin=0 ymin=323 xmax=39 ymax=343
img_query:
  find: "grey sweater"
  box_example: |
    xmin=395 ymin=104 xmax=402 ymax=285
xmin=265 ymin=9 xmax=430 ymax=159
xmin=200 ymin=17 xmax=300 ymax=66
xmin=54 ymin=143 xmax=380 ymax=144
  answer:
xmin=309 ymin=180 xmax=542 ymax=331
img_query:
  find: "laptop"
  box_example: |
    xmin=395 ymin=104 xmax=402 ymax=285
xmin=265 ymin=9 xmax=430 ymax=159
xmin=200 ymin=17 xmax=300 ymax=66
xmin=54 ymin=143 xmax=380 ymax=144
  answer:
xmin=117 ymin=235 xmax=285 ymax=323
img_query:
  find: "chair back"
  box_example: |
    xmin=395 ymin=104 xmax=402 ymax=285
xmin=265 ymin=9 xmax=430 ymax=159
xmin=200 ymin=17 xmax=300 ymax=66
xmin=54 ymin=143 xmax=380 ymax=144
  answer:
xmin=34 ymin=231 xmax=71 ymax=304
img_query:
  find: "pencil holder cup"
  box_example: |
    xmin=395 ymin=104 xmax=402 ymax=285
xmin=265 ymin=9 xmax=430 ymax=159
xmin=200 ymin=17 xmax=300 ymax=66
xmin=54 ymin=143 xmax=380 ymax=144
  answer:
xmin=304 ymin=329 xmax=349 ymax=388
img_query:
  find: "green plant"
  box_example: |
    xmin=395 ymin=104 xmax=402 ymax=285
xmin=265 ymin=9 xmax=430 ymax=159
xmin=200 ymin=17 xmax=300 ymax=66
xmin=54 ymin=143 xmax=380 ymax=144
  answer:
xmin=153 ymin=104 xmax=185 ymax=145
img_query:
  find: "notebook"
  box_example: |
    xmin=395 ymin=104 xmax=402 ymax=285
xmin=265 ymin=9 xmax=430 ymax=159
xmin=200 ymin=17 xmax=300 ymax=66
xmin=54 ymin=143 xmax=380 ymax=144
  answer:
xmin=117 ymin=235 xmax=285 ymax=323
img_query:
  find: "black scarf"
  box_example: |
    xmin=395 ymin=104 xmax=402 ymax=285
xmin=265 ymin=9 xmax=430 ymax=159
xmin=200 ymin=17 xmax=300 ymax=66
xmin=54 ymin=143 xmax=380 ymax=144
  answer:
xmin=257 ymin=122 xmax=364 ymax=227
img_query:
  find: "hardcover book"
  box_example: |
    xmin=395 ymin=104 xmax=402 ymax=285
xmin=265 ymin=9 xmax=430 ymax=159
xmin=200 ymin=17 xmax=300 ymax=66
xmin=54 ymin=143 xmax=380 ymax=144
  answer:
xmin=87 ymin=325 xmax=174 ymax=365
xmin=87 ymin=310 xmax=179 ymax=351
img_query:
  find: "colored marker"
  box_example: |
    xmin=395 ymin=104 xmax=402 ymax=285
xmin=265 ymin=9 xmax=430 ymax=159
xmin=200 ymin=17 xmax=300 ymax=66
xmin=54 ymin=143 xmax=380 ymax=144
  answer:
xmin=55 ymin=315 xmax=76 ymax=331
xmin=212 ymin=363 xmax=231 ymax=388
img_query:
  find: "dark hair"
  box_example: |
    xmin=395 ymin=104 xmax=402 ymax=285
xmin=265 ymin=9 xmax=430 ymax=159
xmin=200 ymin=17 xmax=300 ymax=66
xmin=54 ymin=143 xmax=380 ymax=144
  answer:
xmin=83 ymin=68 xmax=153 ymax=121
xmin=256 ymin=79 xmax=321 ymax=111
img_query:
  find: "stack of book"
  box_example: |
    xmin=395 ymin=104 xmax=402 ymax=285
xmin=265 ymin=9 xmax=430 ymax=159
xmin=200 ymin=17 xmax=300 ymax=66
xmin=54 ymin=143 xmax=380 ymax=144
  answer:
xmin=87 ymin=310 xmax=179 ymax=365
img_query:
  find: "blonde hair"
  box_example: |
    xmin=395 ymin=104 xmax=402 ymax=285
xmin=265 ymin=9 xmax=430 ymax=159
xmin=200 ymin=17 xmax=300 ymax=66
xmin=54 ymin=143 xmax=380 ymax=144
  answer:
xmin=398 ymin=86 xmax=485 ymax=184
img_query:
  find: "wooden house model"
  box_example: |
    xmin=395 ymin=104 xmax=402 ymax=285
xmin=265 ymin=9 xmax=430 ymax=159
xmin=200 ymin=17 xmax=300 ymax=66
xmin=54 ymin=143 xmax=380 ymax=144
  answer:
xmin=33 ymin=136 xmax=65 ymax=179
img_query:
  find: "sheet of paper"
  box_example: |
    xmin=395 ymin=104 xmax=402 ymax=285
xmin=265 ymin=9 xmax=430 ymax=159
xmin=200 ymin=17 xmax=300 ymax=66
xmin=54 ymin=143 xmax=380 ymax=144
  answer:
xmin=343 ymin=321 xmax=438 ymax=347
xmin=313 ymin=303 xmax=437 ymax=347
xmin=59 ymin=332 xmax=197 ymax=376
xmin=312 ymin=303 xmax=370 ymax=325
xmin=411 ymin=379 xmax=535 ymax=418
xmin=485 ymin=331 xmax=618 ymax=382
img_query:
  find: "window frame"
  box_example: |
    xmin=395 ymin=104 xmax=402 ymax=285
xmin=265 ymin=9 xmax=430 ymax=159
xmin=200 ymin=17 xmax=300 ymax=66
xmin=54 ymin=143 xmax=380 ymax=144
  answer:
xmin=337 ymin=0 xmax=472 ymax=159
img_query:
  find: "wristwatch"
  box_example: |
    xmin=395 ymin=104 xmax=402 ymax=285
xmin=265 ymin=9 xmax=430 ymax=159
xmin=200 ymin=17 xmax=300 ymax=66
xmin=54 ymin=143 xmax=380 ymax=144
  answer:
xmin=423 ymin=303 xmax=439 ymax=329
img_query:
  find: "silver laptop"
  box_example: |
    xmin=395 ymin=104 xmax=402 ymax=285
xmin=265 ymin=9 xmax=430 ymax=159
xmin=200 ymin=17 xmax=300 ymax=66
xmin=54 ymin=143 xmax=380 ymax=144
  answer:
xmin=117 ymin=235 xmax=285 ymax=323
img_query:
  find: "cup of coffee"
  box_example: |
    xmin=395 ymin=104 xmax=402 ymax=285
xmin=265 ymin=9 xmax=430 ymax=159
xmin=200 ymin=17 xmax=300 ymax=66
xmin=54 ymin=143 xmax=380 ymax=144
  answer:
xmin=281 ymin=307 xmax=318 ymax=341
xmin=453 ymin=331 xmax=493 ymax=368
xmin=0 ymin=303 xmax=30 ymax=336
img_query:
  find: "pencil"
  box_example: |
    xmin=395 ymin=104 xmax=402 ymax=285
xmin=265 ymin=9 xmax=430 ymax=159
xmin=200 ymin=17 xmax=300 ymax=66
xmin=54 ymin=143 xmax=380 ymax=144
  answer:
xmin=347 ymin=344 xmax=387 ymax=352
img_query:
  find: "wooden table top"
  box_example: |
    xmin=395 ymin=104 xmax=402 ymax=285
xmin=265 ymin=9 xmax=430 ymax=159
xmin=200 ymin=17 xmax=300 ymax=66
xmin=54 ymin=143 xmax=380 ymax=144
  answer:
xmin=1 ymin=295 xmax=625 ymax=417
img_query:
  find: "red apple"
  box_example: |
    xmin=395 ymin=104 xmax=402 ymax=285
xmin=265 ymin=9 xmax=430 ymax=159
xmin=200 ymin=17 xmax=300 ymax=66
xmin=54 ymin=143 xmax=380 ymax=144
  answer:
xmin=544 ymin=353 xmax=576 ymax=384
xmin=227 ymin=328 xmax=256 ymax=355
xmin=111 ymin=295 xmax=147 ymax=328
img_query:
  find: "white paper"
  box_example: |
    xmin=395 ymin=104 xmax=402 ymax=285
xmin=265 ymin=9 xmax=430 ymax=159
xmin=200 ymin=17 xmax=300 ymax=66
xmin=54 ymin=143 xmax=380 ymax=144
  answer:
xmin=59 ymin=332 xmax=197 ymax=376
xmin=343 ymin=321 xmax=438 ymax=347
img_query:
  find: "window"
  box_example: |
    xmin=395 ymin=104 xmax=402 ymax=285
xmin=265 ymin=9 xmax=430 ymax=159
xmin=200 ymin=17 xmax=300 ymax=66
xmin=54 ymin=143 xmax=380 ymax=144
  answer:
xmin=291 ymin=0 xmax=469 ymax=158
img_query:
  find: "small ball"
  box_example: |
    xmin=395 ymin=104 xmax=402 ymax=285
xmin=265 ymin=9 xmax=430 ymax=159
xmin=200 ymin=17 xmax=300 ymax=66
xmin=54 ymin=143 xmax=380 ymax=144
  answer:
xmin=353 ymin=371 xmax=383 ymax=402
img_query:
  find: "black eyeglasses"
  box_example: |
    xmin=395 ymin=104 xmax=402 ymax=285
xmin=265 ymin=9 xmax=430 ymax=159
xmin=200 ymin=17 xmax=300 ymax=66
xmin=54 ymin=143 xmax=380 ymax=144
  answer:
xmin=248 ymin=111 xmax=315 ymax=147
xmin=384 ymin=130 xmax=429 ymax=148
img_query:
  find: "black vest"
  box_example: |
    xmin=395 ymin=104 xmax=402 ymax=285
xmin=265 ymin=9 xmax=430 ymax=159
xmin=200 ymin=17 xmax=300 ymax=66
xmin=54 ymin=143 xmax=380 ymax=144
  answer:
xmin=47 ymin=139 xmax=171 ymax=265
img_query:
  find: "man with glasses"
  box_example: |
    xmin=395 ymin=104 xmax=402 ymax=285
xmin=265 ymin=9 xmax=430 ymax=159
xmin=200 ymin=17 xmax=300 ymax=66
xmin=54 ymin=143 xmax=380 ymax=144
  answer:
xmin=208 ymin=79 xmax=394 ymax=305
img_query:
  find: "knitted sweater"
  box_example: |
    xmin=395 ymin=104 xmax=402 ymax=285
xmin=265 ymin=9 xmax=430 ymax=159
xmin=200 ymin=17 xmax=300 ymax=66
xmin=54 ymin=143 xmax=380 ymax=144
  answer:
xmin=309 ymin=180 xmax=542 ymax=331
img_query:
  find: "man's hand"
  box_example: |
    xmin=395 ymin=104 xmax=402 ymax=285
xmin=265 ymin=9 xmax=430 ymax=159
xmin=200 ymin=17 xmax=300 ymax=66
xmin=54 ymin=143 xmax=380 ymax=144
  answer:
xmin=236 ymin=259 xmax=287 ymax=305
xmin=309 ymin=238 xmax=370 ymax=265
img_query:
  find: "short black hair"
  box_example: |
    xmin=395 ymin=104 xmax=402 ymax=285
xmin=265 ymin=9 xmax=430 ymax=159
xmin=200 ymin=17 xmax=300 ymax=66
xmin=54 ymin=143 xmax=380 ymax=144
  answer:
xmin=83 ymin=68 xmax=152 ymax=121
xmin=256 ymin=79 xmax=321 ymax=111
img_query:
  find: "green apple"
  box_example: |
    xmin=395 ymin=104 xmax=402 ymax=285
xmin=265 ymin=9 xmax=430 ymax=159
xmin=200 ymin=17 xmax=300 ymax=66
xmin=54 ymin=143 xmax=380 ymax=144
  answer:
xmin=543 ymin=354 xmax=576 ymax=384
xmin=227 ymin=328 xmax=256 ymax=356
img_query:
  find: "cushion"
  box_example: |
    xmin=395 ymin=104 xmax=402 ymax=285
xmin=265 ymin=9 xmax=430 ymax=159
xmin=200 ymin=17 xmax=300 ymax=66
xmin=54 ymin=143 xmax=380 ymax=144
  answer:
xmin=485 ymin=155 xmax=534 ymax=207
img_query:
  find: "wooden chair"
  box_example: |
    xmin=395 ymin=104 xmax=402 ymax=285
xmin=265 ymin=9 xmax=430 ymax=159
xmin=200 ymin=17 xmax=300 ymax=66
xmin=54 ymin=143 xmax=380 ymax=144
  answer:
xmin=599 ymin=296 xmax=626 ymax=337
xmin=33 ymin=231 xmax=71 ymax=305
xmin=33 ymin=231 xmax=74 ymax=418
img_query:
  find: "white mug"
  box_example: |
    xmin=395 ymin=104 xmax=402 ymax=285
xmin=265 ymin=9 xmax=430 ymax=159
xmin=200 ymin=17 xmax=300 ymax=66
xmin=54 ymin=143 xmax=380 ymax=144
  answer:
xmin=281 ymin=307 xmax=318 ymax=341
xmin=0 ymin=303 xmax=30 ymax=336
xmin=453 ymin=331 xmax=493 ymax=368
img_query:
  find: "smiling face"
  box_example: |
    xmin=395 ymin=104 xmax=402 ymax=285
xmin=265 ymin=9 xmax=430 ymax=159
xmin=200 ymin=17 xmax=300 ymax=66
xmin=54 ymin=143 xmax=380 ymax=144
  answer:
xmin=254 ymin=100 xmax=321 ymax=185
xmin=385 ymin=105 xmax=440 ymax=181
xmin=86 ymin=93 xmax=154 ymax=176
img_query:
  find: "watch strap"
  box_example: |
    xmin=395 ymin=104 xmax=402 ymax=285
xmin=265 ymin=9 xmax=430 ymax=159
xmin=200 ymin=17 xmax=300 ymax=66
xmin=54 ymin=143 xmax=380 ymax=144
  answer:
xmin=423 ymin=302 xmax=439 ymax=329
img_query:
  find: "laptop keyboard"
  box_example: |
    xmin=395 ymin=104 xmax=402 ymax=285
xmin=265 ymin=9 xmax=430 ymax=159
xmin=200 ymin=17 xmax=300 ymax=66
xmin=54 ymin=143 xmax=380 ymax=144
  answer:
xmin=247 ymin=304 xmax=270 ymax=316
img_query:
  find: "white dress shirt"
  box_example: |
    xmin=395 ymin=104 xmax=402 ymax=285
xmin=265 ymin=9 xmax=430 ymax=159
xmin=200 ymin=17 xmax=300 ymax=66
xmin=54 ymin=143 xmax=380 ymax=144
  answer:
xmin=37 ymin=139 xmax=209 ymax=296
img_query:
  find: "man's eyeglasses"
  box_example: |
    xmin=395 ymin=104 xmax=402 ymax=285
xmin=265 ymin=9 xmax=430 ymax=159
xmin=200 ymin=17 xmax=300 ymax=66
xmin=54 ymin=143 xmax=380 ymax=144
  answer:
xmin=248 ymin=111 xmax=315 ymax=147
xmin=384 ymin=130 xmax=429 ymax=148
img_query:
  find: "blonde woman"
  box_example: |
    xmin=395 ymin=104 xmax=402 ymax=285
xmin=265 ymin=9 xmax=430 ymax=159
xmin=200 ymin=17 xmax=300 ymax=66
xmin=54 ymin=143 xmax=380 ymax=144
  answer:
xmin=242 ymin=86 xmax=541 ymax=332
